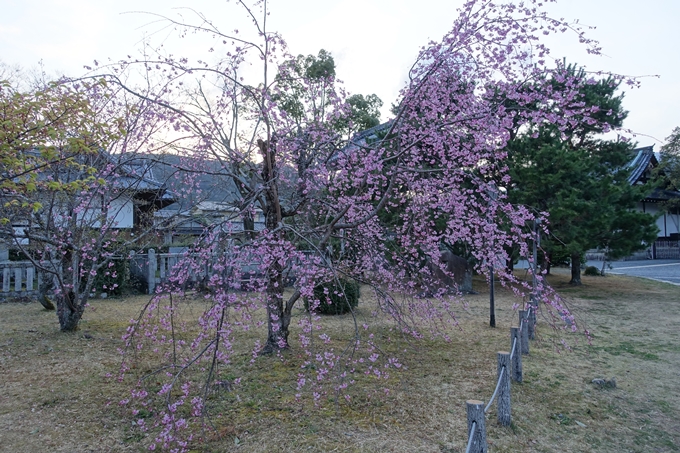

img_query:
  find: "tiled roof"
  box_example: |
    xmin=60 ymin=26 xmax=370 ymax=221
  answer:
xmin=626 ymin=145 xmax=657 ymax=185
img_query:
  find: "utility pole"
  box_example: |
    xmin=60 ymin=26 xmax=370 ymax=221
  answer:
xmin=532 ymin=218 xmax=539 ymax=296
xmin=488 ymin=184 xmax=498 ymax=328
xmin=489 ymin=262 xmax=495 ymax=327
xmin=529 ymin=218 xmax=541 ymax=338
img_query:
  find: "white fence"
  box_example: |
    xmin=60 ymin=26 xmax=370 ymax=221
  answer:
xmin=140 ymin=249 xmax=305 ymax=294
xmin=140 ymin=249 xmax=262 ymax=294
xmin=143 ymin=249 xmax=212 ymax=294
xmin=0 ymin=251 xmax=264 ymax=300
xmin=0 ymin=261 xmax=38 ymax=299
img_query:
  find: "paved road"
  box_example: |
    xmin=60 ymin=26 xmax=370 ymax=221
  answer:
xmin=517 ymin=258 xmax=680 ymax=285
xmin=586 ymin=259 xmax=680 ymax=286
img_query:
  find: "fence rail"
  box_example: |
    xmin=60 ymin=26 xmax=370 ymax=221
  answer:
xmin=0 ymin=261 xmax=38 ymax=299
xmin=141 ymin=249 xmax=265 ymax=294
xmin=140 ymin=249 xmax=315 ymax=294
xmin=0 ymin=249 xmax=299 ymax=300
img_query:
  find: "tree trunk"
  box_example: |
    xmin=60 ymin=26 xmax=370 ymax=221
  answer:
xmin=54 ymin=254 xmax=91 ymax=332
xmin=37 ymin=271 xmax=55 ymax=310
xmin=258 ymin=138 xmax=291 ymax=354
xmin=56 ymin=291 xmax=84 ymax=331
xmin=569 ymin=252 xmax=582 ymax=286
xmin=262 ymin=265 xmax=289 ymax=354
xmin=242 ymin=211 xmax=256 ymax=241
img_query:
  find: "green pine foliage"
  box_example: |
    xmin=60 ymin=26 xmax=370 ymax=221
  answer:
xmin=274 ymin=49 xmax=381 ymax=138
xmin=506 ymin=65 xmax=658 ymax=283
xmin=658 ymin=126 xmax=680 ymax=211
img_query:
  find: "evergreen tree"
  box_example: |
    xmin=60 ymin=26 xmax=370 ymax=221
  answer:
xmin=506 ymin=66 xmax=658 ymax=284
xmin=658 ymin=126 xmax=680 ymax=211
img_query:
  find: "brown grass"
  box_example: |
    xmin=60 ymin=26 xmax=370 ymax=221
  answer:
xmin=1 ymin=269 xmax=679 ymax=452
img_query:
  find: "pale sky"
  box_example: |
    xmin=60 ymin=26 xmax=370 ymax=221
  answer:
xmin=1 ymin=0 xmax=679 ymax=146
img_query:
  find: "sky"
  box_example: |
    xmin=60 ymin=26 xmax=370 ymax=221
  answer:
xmin=1 ymin=0 xmax=679 ymax=146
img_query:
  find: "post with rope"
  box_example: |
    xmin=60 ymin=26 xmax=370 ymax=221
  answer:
xmin=510 ymin=327 xmax=523 ymax=382
xmin=466 ymin=400 xmax=487 ymax=453
xmin=519 ymin=310 xmax=529 ymax=355
xmin=496 ymin=352 xmax=511 ymax=426
xmin=528 ymin=299 xmax=537 ymax=340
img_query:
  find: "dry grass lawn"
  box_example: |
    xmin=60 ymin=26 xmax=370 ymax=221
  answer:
xmin=0 ymin=269 xmax=678 ymax=452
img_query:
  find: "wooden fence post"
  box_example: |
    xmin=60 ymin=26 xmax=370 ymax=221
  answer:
xmin=528 ymin=299 xmax=536 ymax=339
xmin=497 ymin=352 xmax=511 ymax=426
xmin=159 ymin=254 xmax=165 ymax=281
xmin=466 ymin=400 xmax=487 ymax=453
xmin=148 ymin=249 xmax=157 ymax=295
xmin=26 ymin=267 xmax=34 ymax=292
xmin=519 ymin=310 xmax=529 ymax=355
xmin=14 ymin=267 xmax=22 ymax=292
xmin=2 ymin=267 xmax=9 ymax=293
xmin=510 ymin=326 xmax=523 ymax=382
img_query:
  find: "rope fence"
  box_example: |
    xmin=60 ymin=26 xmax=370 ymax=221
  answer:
xmin=483 ymin=365 xmax=505 ymax=413
xmin=464 ymin=304 xmax=535 ymax=453
xmin=465 ymin=421 xmax=478 ymax=453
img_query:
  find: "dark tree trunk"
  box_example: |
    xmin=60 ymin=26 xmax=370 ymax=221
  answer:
xmin=258 ymin=138 xmax=291 ymax=354
xmin=54 ymin=253 xmax=91 ymax=332
xmin=242 ymin=211 xmax=256 ymax=241
xmin=56 ymin=291 xmax=84 ymax=331
xmin=569 ymin=252 xmax=582 ymax=286
xmin=545 ymin=252 xmax=551 ymax=275
xmin=262 ymin=264 xmax=289 ymax=354
xmin=37 ymin=271 xmax=55 ymax=310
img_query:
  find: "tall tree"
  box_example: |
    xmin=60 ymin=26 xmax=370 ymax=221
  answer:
xmin=506 ymin=65 xmax=658 ymax=284
xmin=275 ymin=49 xmax=382 ymax=137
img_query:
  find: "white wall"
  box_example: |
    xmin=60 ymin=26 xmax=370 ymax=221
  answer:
xmin=12 ymin=227 xmax=29 ymax=245
xmin=638 ymin=202 xmax=680 ymax=238
xmin=109 ymin=197 xmax=134 ymax=229
xmin=60 ymin=194 xmax=135 ymax=229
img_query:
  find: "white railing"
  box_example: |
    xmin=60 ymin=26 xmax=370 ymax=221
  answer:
xmin=0 ymin=261 xmax=37 ymax=298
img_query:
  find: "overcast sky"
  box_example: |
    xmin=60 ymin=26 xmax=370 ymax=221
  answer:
xmin=2 ymin=0 xmax=678 ymax=146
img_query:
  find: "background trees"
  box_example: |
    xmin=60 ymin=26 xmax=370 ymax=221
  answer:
xmin=1 ymin=79 xmax=121 ymax=327
xmin=0 ymin=78 xmax=171 ymax=330
xmin=658 ymin=126 xmax=680 ymax=210
xmin=506 ymin=65 xmax=658 ymax=284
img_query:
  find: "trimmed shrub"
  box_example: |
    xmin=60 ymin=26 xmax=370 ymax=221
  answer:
xmin=92 ymin=259 xmax=130 ymax=296
xmin=583 ymin=265 xmax=601 ymax=276
xmin=306 ymin=278 xmax=360 ymax=315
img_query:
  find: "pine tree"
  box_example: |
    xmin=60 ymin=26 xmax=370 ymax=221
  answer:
xmin=506 ymin=65 xmax=658 ymax=284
